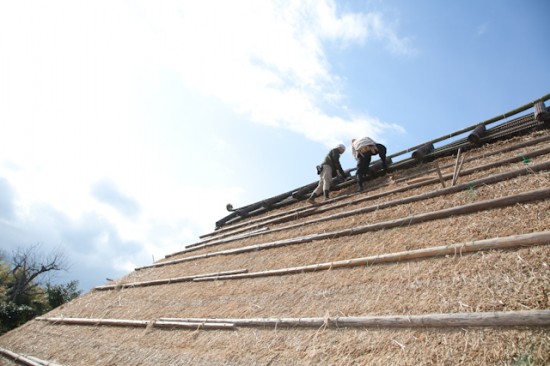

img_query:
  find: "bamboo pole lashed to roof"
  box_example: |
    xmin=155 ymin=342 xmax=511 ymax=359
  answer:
xmin=0 ymin=347 xmax=53 ymax=366
xmin=199 ymin=206 xmax=306 ymax=239
xmin=393 ymin=133 xmax=550 ymax=184
xmin=193 ymin=231 xmax=550 ymax=282
xmin=136 ymin=186 xmax=550 ymax=270
xmin=433 ymin=161 xmax=446 ymax=188
xmin=35 ymin=317 xmax=236 ymax=330
xmin=25 ymin=355 xmax=64 ymax=366
xmin=192 ymin=207 xmax=318 ymax=248
xmin=38 ymin=310 xmax=550 ymax=330
xmin=0 ymin=347 xmax=61 ymax=366
xmin=452 ymin=153 xmax=465 ymax=186
xmin=161 ymin=310 xmax=550 ymax=328
xmin=180 ymin=227 xmax=271 ymax=253
xmin=386 ymin=92 xmax=550 ymax=160
xmin=452 ymin=148 xmax=462 ymax=183
xmin=94 ymin=269 xmax=248 ymax=291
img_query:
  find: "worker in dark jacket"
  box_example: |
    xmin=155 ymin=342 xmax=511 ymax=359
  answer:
xmin=307 ymin=144 xmax=347 ymax=204
xmin=351 ymin=137 xmax=387 ymax=192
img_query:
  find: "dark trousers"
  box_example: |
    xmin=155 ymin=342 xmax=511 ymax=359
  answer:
xmin=356 ymin=144 xmax=387 ymax=185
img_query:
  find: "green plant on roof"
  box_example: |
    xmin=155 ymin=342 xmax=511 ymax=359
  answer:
xmin=512 ymin=353 xmax=532 ymax=366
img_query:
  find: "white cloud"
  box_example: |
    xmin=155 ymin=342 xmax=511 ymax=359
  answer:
xmin=135 ymin=0 xmax=410 ymax=146
xmin=0 ymin=0 xmax=412 ymax=290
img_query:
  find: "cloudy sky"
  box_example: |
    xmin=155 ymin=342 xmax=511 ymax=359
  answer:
xmin=1 ymin=0 xmax=549 ymax=292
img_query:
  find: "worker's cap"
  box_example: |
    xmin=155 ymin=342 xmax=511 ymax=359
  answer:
xmin=337 ymin=144 xmax=346 ymax=152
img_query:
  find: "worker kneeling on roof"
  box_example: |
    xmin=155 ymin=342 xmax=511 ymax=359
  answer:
xmin=351 ymin=137 xmax=388 ymax=192
xmin=307 ymin=144 xmax=347 ymax=204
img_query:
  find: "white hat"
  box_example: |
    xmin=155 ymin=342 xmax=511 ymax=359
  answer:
xmin=337 ymin=143 xmax=346 ymax=151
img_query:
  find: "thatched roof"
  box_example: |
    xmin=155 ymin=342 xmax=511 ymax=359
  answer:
xmin=1 ymin=101 xmax=549 ymax=365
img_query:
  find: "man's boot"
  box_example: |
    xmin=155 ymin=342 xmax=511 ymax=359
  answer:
xmin=356 ymin=173 xmax=364 ymax=192
xmin=307 ymin=192 xmax=318 ymax=204
xmin=323 ymin=190 xmax=330 ymax=201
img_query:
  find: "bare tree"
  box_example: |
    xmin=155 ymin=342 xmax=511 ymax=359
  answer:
xmin=6 ymin=244 xmax=67 ymax=304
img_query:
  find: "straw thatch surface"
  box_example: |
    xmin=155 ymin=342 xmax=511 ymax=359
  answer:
xmin=2 ymin=321 xmax=549 ymax=365
xmin=0 ymin=129 xmax=549 ymax=366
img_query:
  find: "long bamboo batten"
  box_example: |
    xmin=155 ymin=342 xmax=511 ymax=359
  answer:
xmin=393 ymin=133 xmax=550 ymax=184
xmin=37 ymin=310 xmax=550 ymax=331
xmin=170 ymin=227 xmax=271 ymax=256
xmin=0 ymin=347 xmax=45 ymax=366
xmin=387 ymin=92 xmax=550 ymax=160
xmin=451 ymin=148 xmax=463 ymax=185
xmin=35 ymin=317 xmax=236 ymax=330
xmin=187 ymin=160 xmax=550 ymax=250
xmin=452 ymin=154 xmax=465 ymax=186
xmin=137 ymin=186 xmax=550 ymax=270
xmin=192 ymin=231 xmax=550 ymax=282
xmin=25 ymin=355 xmax=63 ymax=366
xmin=160 ymin=310 xmax=550 ymax=328
xmin=199 ymin=206 xmax=307 ymax=239
xmin=194 ymin=207 xmax=318 ymax=246
xmin=94 ymin=269 xmax=248 ymax=291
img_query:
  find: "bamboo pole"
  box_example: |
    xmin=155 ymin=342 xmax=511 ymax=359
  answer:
xmin=175 ymin=227 xmax=270 ymax=255
xmin=386 ymin=92 xmax=550 ymax=160
xmin=203 ymin=207 xmax=317 ymax=242
xmin=36 ymin=317 xmax=236 ymax=330
xmin=136 ymin=186 xmax=550 ymax=270
xmin=195 ymin=207 xmax=318 ymax=247
xmin=452 ymin=155 xmax=465 ymax=186
xmin=451 ymin=156 xmax=464 ymax=186
xmin=200 ymin=206 xmax=305 ymax=239
xmin=95 ymin=269 xmax=248 ymax=290
xmin=35 ymin=310 xmax=550 ymax=331
xmin=160 ymin=310 xmax=550 ymax=329
xmin=0 ymin=347 xmax=44 ymax=366
xmin=25 ymin=355 xmax=63 ymax=366
xmin=406 ymin=176 xmax=438 ymax=185
xmin=154 ymin=320 xmax=235 ymax=330
xmin=394 ymin=133 xmax=550 ymax=184
xmin=452 ymin=148 xmax=462 ymax=183
xmin=433 ymin=161 xmax=446 ymax=188
xmin=198 ymin=206 xmax=315 ymax=240
xmin=193 ymin=231 xmax=550 ymax=282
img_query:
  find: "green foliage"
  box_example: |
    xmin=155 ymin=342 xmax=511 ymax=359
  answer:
xmin=46 ymin=280 xmax=81 ymax=309
xmin=0 ymin=302 xmax=36 ymax=334
xmin=0 ymin=256 xmax=9 ymax=301
xmin=0 ymin=246 xmax=81 ymax=335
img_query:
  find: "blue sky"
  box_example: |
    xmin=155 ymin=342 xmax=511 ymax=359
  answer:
xmin=0 ymin=0 xmax=549 ymax=292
